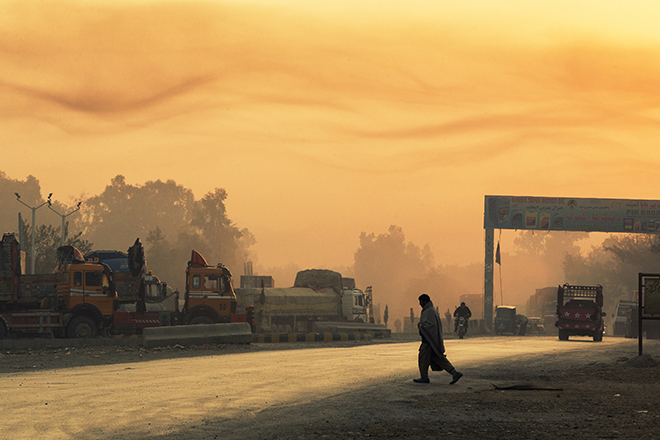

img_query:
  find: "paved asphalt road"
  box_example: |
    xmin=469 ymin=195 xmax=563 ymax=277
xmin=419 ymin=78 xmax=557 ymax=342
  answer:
xmin=0 ymin=336 xmax=636 ymax=439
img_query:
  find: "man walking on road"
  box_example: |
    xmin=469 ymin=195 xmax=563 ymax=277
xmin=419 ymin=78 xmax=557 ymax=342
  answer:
xmin=414 ymin=294 xmax=463 ymax=385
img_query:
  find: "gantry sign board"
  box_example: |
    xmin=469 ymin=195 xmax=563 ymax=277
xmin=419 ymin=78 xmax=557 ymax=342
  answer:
xmin=485 ymin=196 xmax=660 ymax=233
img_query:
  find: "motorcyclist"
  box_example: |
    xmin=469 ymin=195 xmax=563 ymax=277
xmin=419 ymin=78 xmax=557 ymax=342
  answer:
xmin=453 ymin=302 xmax=472 ymax=334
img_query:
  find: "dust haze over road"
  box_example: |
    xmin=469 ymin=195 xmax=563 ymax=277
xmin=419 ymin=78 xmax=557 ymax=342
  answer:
xmin=2 ymin=335 xmax=653 ymax=439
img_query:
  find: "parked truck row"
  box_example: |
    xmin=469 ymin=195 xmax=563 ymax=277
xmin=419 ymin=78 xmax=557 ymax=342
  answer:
xmin=0 ymin=233 xmax=245 ymax=339
xmin=0 ymin=233 xmax=387 ymax=340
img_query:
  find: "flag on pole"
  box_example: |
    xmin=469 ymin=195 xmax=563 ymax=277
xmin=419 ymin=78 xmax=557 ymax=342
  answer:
xmin=495 ymin=241 xmax=501 ymax=265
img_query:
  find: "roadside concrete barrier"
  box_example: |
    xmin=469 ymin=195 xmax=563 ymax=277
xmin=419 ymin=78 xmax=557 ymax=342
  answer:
xmin=254 ymin=330 xmax=391 ymax=343
xmin=142 ymin=322 xmax=253 ymax=348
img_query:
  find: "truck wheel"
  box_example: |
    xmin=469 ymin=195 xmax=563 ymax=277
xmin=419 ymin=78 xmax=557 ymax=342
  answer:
xmin=593 ymin=331 xmax=603 ymax=342
xmin=558 ymin=329 xmax=569 ymax=341
xmin=0 ymin=322 xmax=6 ymax=339
xmin=189 ymin=316 xmax=213 ymax=325
xmin=68 ymin=316 xmax=98 ymax=338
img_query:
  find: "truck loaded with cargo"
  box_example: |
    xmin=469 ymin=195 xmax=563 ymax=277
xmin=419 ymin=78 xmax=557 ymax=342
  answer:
xmin=555 ymin=283 xmax=606 ymax=342
xmin=0 ymin=233 xmax=248 ymax=339
xmin=235 ymin=268 xmax=389 ymax=335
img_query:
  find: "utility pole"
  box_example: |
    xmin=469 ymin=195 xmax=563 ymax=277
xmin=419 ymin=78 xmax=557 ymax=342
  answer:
xmin=47 ymin=194 xmax=82 ymax=247
xmin=15 ymin=192 xmax=49 ymax=274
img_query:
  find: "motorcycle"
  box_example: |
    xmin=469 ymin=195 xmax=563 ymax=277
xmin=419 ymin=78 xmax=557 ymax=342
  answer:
xmin=457 ymin=316 xmax=468 ymax=339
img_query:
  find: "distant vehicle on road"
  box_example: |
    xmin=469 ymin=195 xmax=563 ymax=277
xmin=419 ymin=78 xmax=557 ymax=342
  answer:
xmin=527 ymin=317 xmax=545 ymax=334
xmin=494 ymin=306 xmax=517 ymax=335
xmin=555 ymin=284 xmax=605 ymax=342
xmin=612 ymin=300 xmax=636 ymax=336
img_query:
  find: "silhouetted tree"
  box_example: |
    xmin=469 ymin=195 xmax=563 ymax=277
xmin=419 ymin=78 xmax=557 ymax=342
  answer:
xmin=78 ymin=175 xmax=196 ymax=250
xmin=563 ymin=234 xmax=660 ymax=319
xmin=353 ymin=225 xmax=435 ymax=324
xmin=19 ymin=219 xmax=93 ymax=273
xmin=0 ymin=171 xmax=48 ymax=235
xmin=383 ymin=304 xmax=389 ymax=328
xmin=74 ymin=176 xmax=254 ymax=291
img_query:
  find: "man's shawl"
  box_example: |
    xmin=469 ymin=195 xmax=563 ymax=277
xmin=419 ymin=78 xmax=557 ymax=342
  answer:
xmin=418 ymin=300 xmax=446 ymax=358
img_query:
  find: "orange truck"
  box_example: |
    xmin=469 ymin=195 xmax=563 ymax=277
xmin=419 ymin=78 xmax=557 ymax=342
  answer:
xmin=0 ymin=234 xmax=116 ymax=338
xmin=180 ymin=249 xmax=241 ymax=325
xmin=0 ymin=233 xmax=246 ymax=339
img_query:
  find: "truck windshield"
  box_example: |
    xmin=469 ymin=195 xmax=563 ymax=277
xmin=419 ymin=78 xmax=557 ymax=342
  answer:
xmin=85 ymin=271 xmax=102 ymax=287
xmin=205 ymin=275 xmax=220 ymax=290
xmin=145 ymin=283 xmax=161 ymax=300
xmin=204 ymin=275 xmax=232 ymax=294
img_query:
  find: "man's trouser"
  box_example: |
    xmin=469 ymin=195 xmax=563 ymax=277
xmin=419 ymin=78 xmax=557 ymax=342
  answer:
xmin=418 ymin=342 xmax=454 ymax=379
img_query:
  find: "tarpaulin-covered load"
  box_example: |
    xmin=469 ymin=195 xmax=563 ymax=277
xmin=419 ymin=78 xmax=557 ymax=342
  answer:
xmin=342 ymin=277 xmax=356 ymax=291
xmin=294 ymin=269 xmax=343 ymax=295
xmin=238 ymin=287 xmax=340 ymax=317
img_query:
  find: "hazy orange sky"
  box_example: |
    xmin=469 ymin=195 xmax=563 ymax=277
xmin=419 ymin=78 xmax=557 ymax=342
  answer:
xmin=2 ymin=0 xmax=660 ymax=271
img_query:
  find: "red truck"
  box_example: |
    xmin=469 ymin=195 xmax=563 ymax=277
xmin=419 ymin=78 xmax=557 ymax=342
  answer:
xmin=555 ymin=284 xmax=605 ymax=342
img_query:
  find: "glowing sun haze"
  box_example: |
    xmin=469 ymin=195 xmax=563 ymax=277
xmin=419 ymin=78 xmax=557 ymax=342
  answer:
xmin=2 ymin=0 xmax=660 ymax=269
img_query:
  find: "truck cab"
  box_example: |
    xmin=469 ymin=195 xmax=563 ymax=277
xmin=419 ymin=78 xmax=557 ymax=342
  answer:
xmin=182 ymin=250 xmax=237 ymax=324
xmin=341 ymin=287 xmax=368 ymax=323
xmin=54 ymin=260 xmax=116 ymax=338
xmin=340 ymin=277 xmax=368 ymax=322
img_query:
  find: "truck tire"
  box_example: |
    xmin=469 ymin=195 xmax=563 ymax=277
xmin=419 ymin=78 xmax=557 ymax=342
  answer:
xmin=68 ymin=316 xmax=98 ymax=338
xmin=558 ymin=329 xmax=569 ymax=341
xmin=189 ymin=316 xmax=213 ymax=325
xmin=0 ymin=322 xmax=6 ymax=339
xmin=593 ymin=331 xmax=603 ymax=342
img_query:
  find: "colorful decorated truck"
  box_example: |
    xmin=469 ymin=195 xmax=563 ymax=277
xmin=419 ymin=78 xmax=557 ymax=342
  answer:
xmin=555 ymin=284 xmax=605 ymax=342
